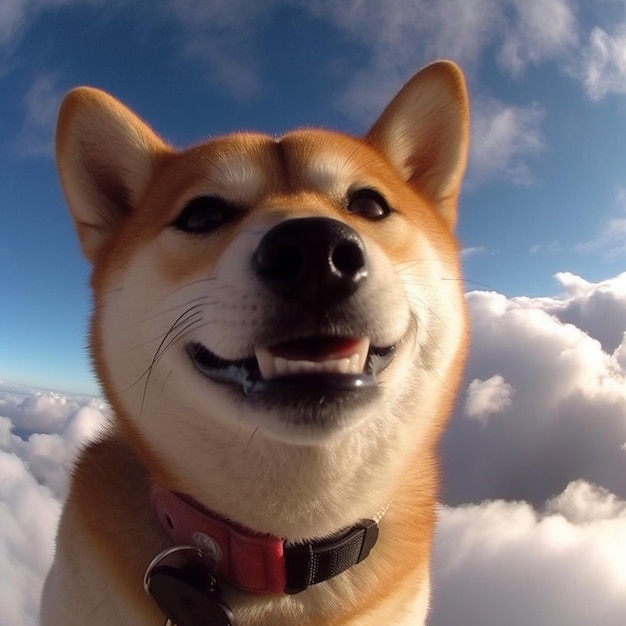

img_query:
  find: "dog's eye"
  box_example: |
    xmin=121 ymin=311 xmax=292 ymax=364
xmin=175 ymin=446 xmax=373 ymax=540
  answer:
xmin=171 ymin=196 xmax=241 ymax=233
xmin=347 ymin=189 xmax=391 ymax=220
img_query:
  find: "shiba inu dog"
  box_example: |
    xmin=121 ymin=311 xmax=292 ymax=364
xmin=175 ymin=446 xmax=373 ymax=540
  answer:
xmin=41 ymin=60 xmax=469 ymax=625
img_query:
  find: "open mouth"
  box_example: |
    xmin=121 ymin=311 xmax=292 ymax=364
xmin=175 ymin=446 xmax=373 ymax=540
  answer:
xmin=186 ymin=336 xmax=396 ymax=396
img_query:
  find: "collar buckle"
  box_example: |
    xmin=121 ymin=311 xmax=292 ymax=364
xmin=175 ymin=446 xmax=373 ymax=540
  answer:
xmin=284 ymin=519 xmax=379 ymax=593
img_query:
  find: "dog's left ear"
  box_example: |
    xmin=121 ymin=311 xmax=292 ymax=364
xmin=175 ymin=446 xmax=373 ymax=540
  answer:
xmin=366 ymin=61 xmax=470 ymax=228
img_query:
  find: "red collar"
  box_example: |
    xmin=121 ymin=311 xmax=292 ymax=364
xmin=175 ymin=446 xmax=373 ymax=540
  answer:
xmin=150 ymin=484 xmax=380 ymax=595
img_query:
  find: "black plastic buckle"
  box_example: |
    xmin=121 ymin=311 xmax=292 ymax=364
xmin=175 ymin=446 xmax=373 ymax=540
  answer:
xmin=284 ymin=519 xmax=379 ymax=594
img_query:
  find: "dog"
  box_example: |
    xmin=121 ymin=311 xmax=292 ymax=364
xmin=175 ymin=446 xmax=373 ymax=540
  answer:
xmin=41 ymin=60 xmax=469 ymax=625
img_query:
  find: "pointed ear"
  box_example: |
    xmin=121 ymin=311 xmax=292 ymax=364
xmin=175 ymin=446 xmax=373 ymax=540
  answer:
xmin=366 ymin=61 xmax=470 ymax=228
xmin=56 ymin=87 xmax=171 ymax=263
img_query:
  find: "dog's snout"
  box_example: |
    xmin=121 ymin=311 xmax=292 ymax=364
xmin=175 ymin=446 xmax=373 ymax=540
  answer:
xmin=254 ymin=217 xmax=368 ymax=306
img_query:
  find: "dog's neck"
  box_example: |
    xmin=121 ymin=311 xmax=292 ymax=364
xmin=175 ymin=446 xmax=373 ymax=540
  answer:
xmin=149 ymin=484 xmax=383 ymax=595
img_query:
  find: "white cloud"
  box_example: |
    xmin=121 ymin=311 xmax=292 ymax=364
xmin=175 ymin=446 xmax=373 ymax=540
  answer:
xmin=0 ymin=0 xmax=587 ymax=182
xmin=468 ymin=98 xmax=545 ymax=185
xmin=497 ymin=0 xmax=578 ymax=75
xmin=431 ymin=480 xmax=626 ymax=626
xmin=461 ymin=246 xmax=486 ymax=259
xmin=303 ymin=0 xmax=575 ymax=134
xmin=158 ymin=0 xmax=277 ymax=99
xmin=0 ymin=388 xmax=80 ymax=434
xmin=578 ymin=216 xmax=626 ymax=257
xmin=0 ymin=0 xmax=103 ymax=48
xmin=614 ymin=333 xmax=626 ymax=370
xmin=442 ymin=272 xmax=626 ymax=507
xmin=546 ymin=479 xmax=626 ymax=523
xmin=581 ymin=26 xmax=626 ymax=100
xmin=0 ymin=386 xmax=108 ymax=625
xmin=529 ymin=241 xmax=562 ymax=254
xmin=575 ymin=187 xmax=626 ymax=257
xmin=544 ymin=271 xmax=626 ymax=353
xmin=464 ymin=374 xmax=514 ymax=423
xmin=11 ymin=72 xmax=65 ymax=159
xmin=0 ymin=450 xmax=60 ymax=626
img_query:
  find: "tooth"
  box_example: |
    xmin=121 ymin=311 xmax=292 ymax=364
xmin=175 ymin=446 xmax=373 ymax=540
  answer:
xmin=256 ymin=347 xmax=276 ymax=379
xmin=349 ymin=354 xmax=360 ymax=373
xmin=275 ymin=357 xmax=289 ymax=376
xmin=337 ymin=358 xmax=350 ymax=374
xmin=291 ymin=360 xmax=316 ymax=374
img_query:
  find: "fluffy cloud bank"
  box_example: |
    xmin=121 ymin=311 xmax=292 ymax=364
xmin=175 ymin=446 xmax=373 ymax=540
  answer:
xmin=432 ymin=481 xmax=626 ymax=625
xmin=0 ymin=387 xmax=108 ymax=626
xmin=2 ymin=271 xmax=626 ymax=624
xmin=442 ymin=271 xmax=626 ymax=507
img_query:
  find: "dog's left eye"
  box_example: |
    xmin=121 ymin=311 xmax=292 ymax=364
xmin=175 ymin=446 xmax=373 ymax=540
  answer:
xmin=347 ymin=189 xmax=391 ymax=220
xmin=171 ymin=196 xmax=241 ymax=233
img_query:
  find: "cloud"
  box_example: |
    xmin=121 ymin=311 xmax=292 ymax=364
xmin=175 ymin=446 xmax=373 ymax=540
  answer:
xmin=158 ymin=0 xmax=278 ymax=99
xmin=0 ymin=386 xmax=108 ymax=625
xmin=10 ymin=72 xmax=65 ymax=159
xmin=464 ymin=374 xmax=514 ymax=423
xmin=0 ymin=0 xmax=102 ymax=49
xmin=468 ymin=98 xmax=545 ymax=185
xmin=431 ymin=480 xmax=626 ymax=626
xmin=564 ymin=187 xmax=626 ymax=258
xmin=442 ymin=272 xmax=626 ymax=507
xmin=576 ymin=186 xmax=626 ymax=257
xmin=143 ymin=0 xmax=546 ymax=186
xmin=0 ymin=0 xmax=589 ymax=183
xmin=0 ymin=388 xmax=81 ymax=435
xmin=547 ymin=478 xmax=626 ymax=523
xmin=306 ymin=0 xmax=576 ymax=119
xmin=581 ymin=25 xmax=626 ymax=100
xmin=529 ymin=241 xmax=562 ymax=254
xmin=497 ymin=0 xmax=578 ymax=75
xmin=0 ymin=448 xmax=61 ymax=626
xmin=578 ymin=216 xmax=626 ymax=258
xmin=543 ymin=271 xmax=626 ymax=353
xmin=461 ymin=246 xmax=486 ymax=259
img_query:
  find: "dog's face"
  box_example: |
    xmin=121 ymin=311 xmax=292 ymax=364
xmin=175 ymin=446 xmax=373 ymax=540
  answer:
xmin=94 ymin=131 xmax=453 ymax=444
xmin=57 ymin=62 xmax=469 ymax=535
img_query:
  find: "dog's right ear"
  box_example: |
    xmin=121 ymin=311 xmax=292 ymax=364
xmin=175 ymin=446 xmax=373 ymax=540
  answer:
xmin=56 ymin=87 xmax=171 ymax=263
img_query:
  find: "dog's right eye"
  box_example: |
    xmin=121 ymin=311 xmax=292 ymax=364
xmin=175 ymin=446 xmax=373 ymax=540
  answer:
xmin=171 ymin=196 xmax=241 ymax=233
xmin=347 ymin=189 xmax=391 ymax=220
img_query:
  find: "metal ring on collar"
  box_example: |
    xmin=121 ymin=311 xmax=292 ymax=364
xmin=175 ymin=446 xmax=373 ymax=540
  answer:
xmin=142 ymin=544 xmax=203 ymax=595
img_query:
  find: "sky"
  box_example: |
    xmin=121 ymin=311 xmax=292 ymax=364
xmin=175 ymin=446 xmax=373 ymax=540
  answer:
xmin=0 ymin=1 xmax=626 ymax=624
xmin=1 ymin=0 xmax=626 ymax=392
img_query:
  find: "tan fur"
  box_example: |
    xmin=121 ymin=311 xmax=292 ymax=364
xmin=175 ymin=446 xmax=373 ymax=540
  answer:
xmin=42 ymin=61 xmax=470 ymax=625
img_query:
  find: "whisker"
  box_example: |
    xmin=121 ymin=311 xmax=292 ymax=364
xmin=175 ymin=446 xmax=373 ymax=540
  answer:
xmin=139 ymin=309 xmax=204 ymax=417
xmin=442 ymin=277 xmax=496 ymax=291
xmin=112 ymin=307 xmax=202 ymax=396
xmin=129 ymin=295 xmax=217 ymax=329
xmin=146 ymin=276 xmax=218 ymax=311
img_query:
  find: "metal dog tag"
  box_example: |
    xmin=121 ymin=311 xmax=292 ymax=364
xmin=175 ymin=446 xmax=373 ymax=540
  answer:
xmin=147 ymin=563 xmax=234 ymax=626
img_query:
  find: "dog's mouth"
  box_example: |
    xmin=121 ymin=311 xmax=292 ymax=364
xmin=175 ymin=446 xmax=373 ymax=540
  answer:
xmin=186 ymin=336 xmax=395 ymax=396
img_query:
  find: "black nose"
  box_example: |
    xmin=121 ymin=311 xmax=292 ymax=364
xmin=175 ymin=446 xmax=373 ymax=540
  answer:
xmin=254 ymin=217 xmax=368 ymax=307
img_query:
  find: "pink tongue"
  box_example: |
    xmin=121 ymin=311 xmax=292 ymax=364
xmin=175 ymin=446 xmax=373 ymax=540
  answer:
xmin=269 ymin=337 xmax=364 ymax=362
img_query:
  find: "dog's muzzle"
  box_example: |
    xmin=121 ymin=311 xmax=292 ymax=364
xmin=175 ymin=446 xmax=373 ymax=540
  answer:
xmin=187 ymin=217 xmax=396 ymax=398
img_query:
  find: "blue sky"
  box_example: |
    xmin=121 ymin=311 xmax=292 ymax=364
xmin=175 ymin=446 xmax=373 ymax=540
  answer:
xmin=1 ymin=0 xmax=626 ymax=394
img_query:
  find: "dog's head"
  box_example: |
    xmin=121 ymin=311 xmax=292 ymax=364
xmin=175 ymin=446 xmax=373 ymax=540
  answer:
xmin=57 ymin=62 xmax=469 ymax=534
